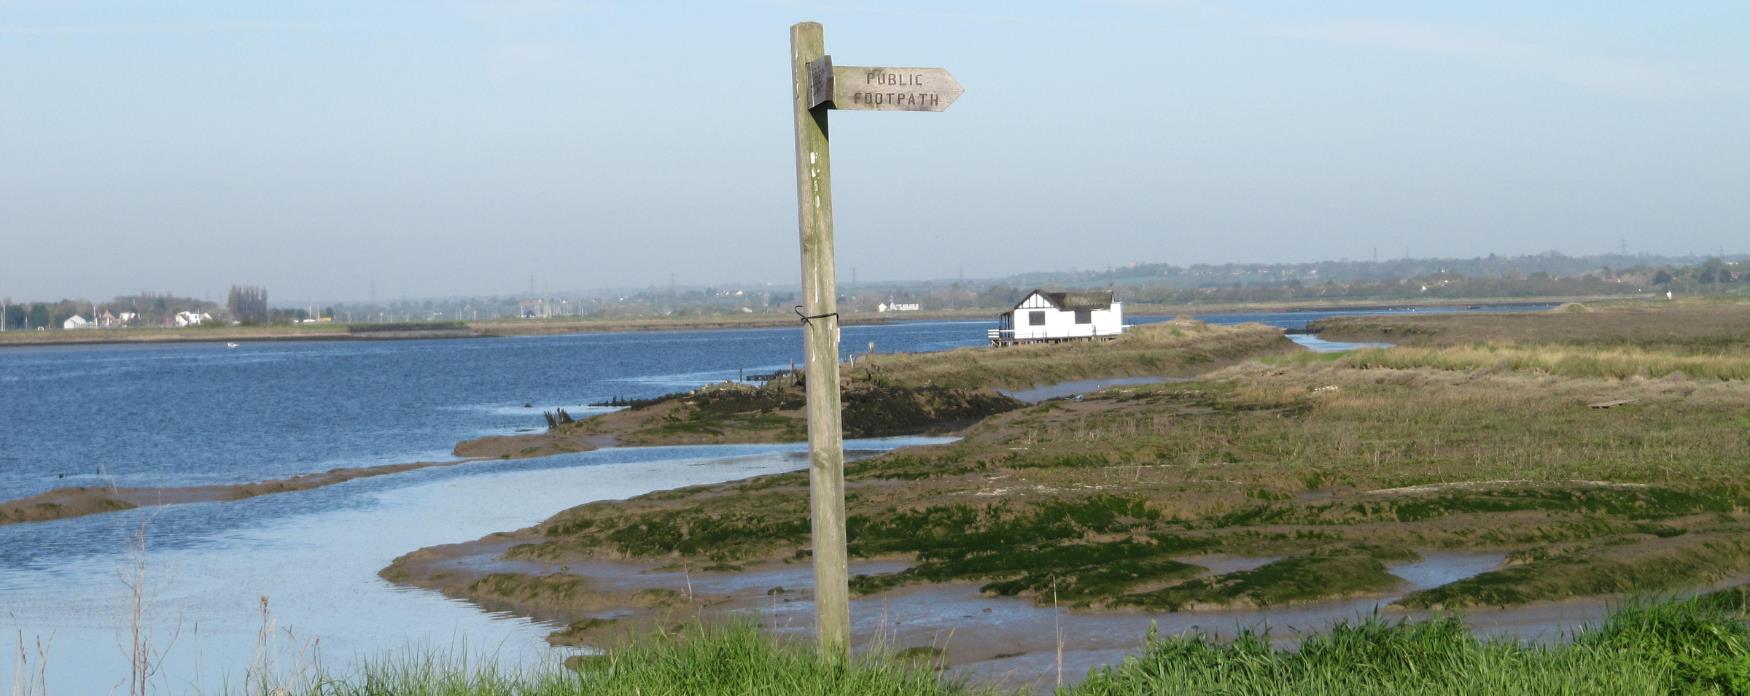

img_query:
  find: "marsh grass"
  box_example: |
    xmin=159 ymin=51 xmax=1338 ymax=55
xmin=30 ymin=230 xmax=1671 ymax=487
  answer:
xmin=1309 ymin=302 xmax=1750 ymax=354
xmin=1343 ymin=344 xmax=1750 ymax=381
xmin=260 ymin=623 xmax=979 ymax=696
xmin=1076 ymin=613 xmax=1669 ymax=695
xmin=858 ymin=321 xmax=1293 ymax=391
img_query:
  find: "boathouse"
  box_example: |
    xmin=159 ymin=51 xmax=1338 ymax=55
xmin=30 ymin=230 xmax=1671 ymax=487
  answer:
xmin=990 ymin=289 xmax=1125 ymax=346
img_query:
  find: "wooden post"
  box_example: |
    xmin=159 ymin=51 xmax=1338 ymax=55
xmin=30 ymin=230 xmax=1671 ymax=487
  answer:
xmin=789 ymin=20 xmax=850 ymax=655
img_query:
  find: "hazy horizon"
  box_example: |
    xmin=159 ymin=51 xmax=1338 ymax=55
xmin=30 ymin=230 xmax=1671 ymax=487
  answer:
xmin=3 ymin=2 xmax=1746 ymax=302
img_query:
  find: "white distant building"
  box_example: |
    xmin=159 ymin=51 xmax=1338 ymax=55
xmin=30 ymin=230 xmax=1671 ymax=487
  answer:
xmin=97 ymin=310 xmax=135 ymax=328
xmin=990 ymin=289 xmax=1124 ymax=346
xmin=174 ymin=311 xmax=212 ymax=327
xmin=63 ymin=315 xmax=90 ymax=330
xmin=878 ymin=302 xmax=921 ymax=312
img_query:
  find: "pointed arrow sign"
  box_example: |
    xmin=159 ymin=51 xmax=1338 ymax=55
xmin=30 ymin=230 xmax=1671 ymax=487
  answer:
xmin=807 ymin=57 xmax=964 ymax=112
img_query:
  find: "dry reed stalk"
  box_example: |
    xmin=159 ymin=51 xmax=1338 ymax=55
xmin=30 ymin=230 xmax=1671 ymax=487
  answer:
xmin=1053 ymin=578 xmax=1064 ymax=690
xmin=117 ymin=487 xmax=178 ymax=696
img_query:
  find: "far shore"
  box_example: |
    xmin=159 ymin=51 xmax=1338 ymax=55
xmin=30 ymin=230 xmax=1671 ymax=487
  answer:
xmin=0 ymin=294 xmax=1625 ymax=349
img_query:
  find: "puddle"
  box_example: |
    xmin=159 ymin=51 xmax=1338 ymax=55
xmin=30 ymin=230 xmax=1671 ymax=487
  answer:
xmin=1390 ymin=551 xmax=1504 ymax=590
xmin=1289 ymin=334 xmax=1393 ymax=353
xmin=746 ymin=551 xmax=1524 ymax=691
xmin=1188 ymin=554 xmax=1279 ymax=576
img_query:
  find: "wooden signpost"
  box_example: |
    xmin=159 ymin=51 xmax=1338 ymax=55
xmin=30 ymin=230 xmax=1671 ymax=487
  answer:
xmin=788 ymin=21 xmax=961 ymax=655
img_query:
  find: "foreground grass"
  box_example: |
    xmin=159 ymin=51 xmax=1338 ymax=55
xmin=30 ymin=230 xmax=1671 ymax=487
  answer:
xmin=263 ymin=597 xmax=1749 ymax=695
xmin=258 ymin=623 xmax=977 ymax=696
xmin=1079 ymin=598 xmax=1750 ymax=695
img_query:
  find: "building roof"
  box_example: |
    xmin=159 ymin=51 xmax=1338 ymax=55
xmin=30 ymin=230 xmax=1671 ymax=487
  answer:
xmin=1012 ymin=289 xmax=1116 ymax=312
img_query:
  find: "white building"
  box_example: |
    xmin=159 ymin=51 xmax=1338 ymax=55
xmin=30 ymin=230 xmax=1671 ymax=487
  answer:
xmin=62 ymin=315 xmax=90 ymax=330
xmin=990 ymin=289 xmax=1124 ymax=346
xmin=174 ymin=311 xmax=212 ymax=327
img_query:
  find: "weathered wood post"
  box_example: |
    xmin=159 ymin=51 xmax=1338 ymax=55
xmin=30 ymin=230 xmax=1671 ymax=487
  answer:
xmin=788 ymin=20 xmax=850 ymax=655
xmin=788 ymin=20 xmax=963 ymax=656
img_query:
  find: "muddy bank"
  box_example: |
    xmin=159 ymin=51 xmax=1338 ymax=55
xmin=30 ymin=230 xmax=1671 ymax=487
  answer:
xmin=451 ymin=379 xmax=1022 ymax=460
xmin=451 ymin=321 xmax=1295 ymax=460
xmin=383 ymin=532 xmax=1633 ymax=690
xmin=454 ymin=431 xmax=617 ymax=459
xmin=0 ymin=459 xmax=473 ymax=526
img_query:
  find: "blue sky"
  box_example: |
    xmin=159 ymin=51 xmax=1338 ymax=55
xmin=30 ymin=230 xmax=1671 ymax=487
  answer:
xmin=2 ymin=1 xmax=1746 ymax=301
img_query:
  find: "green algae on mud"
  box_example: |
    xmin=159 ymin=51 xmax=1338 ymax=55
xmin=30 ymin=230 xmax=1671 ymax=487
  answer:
xmin=1120 ymin=555 xmax=1401 ymax=610
xmin=1399 ymin=533 xmax=1750 ymax=610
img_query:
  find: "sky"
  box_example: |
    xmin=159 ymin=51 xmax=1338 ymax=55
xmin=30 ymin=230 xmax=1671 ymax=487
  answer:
xmin=2 ymin=1 xmax=1747 ymax=302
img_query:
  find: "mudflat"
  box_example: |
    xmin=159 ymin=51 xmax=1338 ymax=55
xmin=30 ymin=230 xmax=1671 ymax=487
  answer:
xmin=0 ymin=460 xmax=467 ymax=526
xmin=379 ymin=304 xmax=1750 ymax=673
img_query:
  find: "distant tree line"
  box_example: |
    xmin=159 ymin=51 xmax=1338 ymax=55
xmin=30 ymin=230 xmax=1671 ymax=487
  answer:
xmin=227 ymin=285 xmax=270 ymax=325
xmin=1651 ymin=257 xmax=1738 ymax=291
xmin=2 ymin=293 xmax=219 ymax=330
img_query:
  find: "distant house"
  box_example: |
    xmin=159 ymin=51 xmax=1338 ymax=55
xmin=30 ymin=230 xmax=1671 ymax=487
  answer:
xmin=878 ymin=302 xmax=921 ymax=312
xmin=63 ymin=315 xmax=90 ymax=330
xmin=990 ymin=289 xmax=1124 ymax=346
xmin=174 ymin=311 xmax=212 ymax=327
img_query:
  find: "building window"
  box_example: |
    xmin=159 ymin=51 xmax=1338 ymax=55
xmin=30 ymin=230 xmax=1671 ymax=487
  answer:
xmin=1074 ymin=309 xmax=1092 ymax=325
xmin=1029 ymin=310 xmax=1047 ymax=326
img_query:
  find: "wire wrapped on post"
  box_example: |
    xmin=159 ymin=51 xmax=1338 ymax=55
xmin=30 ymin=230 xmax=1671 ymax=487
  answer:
xmin=794 ymin=305 xmax=840 ymax=325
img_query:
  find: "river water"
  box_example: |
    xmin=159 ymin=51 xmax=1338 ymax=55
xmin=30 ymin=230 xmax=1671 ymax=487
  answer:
xmin=0 ymin=305 xmax=1553 ymax=691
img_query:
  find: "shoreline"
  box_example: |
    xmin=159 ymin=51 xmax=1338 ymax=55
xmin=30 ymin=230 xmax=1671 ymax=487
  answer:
xmin=0 ymin=458 xmax=477 ymax=526
xmin=0 ymin=295 xmax=1618 ymax=349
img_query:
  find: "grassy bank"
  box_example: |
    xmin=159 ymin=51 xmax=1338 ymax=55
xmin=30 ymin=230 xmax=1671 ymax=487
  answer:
xmin=233 ymin=595 xmax=1749 ymax=695
xmin=1076 ymin=596 xmax=1750 ymax=695
xmin=1309 ymin=300 xmax=1750 ymax=353
xmin=1336 ymin=342 xmax=1750 ymax=381
xmin=0 ymin=322 xmax=352 ymax=347
xmin=858 ymin=319 xmax=1289 ymax=391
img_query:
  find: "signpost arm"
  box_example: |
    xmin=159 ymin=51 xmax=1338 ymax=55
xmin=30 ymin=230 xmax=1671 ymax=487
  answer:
xmin=788 ymin=20 xmax=851 ymax=656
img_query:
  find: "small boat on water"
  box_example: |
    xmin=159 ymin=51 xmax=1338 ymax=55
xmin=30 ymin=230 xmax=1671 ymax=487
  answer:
xmin=226 ymin=342 xmax=239 ymax=349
